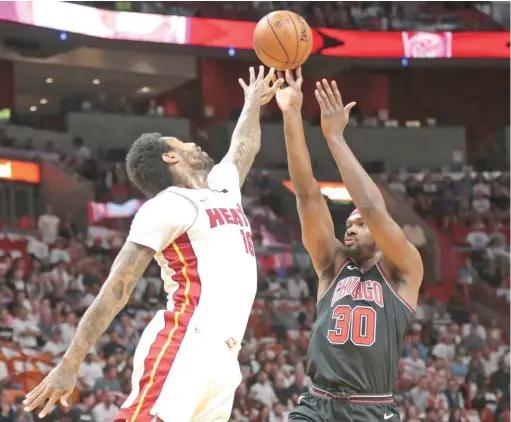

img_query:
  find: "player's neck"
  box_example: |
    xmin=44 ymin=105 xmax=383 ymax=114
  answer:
xmin=174 ymin=173 xmax=209 ymax=189
xmin=353 ymin=252 xmax=381 ymax=272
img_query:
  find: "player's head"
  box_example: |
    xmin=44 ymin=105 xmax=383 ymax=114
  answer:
xmin=343 ymin=208 xmax=377 ymax=261
xmin=126 ymin=132 xmax=214 ymax=196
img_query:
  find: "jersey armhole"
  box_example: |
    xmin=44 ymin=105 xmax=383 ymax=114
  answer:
xmin=376 ymin=262 xmax=415 ymax=314
xmin=160 ymin=190 xmax=200 ymax=235
xmin=316 ymin=259 xmax=350 ymax=305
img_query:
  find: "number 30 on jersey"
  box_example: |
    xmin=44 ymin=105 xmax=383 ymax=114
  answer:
xmin=328 ymin=305 xmax=376 ymax=346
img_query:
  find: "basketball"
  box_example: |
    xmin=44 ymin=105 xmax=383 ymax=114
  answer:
xmin=253 ymin=11 xmax=313 ymax=70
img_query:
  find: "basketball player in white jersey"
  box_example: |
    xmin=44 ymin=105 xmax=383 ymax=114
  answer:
xmin=23 ymin=66 xmax=284 ymax=422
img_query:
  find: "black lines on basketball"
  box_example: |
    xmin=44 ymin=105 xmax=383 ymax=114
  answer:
xmin=266 ymin=14 xmax=290 ymax=65
xmin=253 ymin=35 xmax=288 ymax=66
xmin=288 ymin=12 xmax=300 ymax=68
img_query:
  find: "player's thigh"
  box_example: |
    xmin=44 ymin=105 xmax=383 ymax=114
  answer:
xmin=288 ymin=393 xmax=331 ymax=422
xmin=353 ymin=403 xmax=401 ymax=422
xmin=192 ymin=391 xmax=235 ymax=422
xmin=151 ymin=330 xmax=210 ymax=422
xmin=193 ymin=346 xmax=242 ymax=422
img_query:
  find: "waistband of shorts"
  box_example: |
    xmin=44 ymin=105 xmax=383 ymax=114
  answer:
xmin=311 ymin=385 xmax=394 ymax=404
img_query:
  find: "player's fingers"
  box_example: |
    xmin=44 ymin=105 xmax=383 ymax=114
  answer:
xmin=238 ymin=78 xmax=248 ymax=90
xmin=322 ymin=79 xmax=337 ymax=107
xmin=59 ymin=390 xmax=72 ymax=408
xmin=264 ymin=67 xmax=275 ymax=84
xmin=25 ymin=382 xmax=46 ymax=401
xmin=316 ymin=81 xmax=332 ymax=109
xmin=257 ymin=65 xmax=264 ymax=81
xmin=38 ymin=391 xmax=60 ymax=418
xmin=345 ymin=102 xmax=357 ymax=116
xmin=284 ymin=69 xmax=295 ymax=87
xmin=331 ymin=80 xmax=343 ymax=105
xmin=270 ymin=78 xmax=285 ymax=93
xmin=24 ymin=387 xmax=51 ymax=412
xmin=249 ymin=67 xmax=256 ymax=84
xmin=315 ymin=89 xmax=326 ymax=110
xmin=296 ymin=66 xmax=303 ymax=88
xmin=276 ymin=71 xmax=285 ymax=81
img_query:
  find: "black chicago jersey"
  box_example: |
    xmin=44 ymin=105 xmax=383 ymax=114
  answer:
xmin=307 ymin=259 xmax=414 ymax=394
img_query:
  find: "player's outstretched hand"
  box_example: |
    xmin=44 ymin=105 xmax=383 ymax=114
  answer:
xmin=23 ymin=361 xmax=77 ymax=417
xmin=314 ymin=79 xmax=356 ymax=140
xmin=275 ymin=67 xmax=303 ymax=113
xmin=239 ymin=66 xmax=284 ymax=106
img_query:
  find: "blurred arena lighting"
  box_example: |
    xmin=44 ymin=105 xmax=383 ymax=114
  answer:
xmin=40 ymin=99 xmax=48 ymax=105
xmin=45 ymin=78 xmax=53 ymax=84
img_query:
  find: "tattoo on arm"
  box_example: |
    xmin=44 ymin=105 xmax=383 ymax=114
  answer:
xmin=224 ymin=102 xmax=261 ymax=185
xmin=63 ymin=241 xmax=154 ymax=367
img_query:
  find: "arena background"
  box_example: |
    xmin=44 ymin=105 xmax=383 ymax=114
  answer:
xmin=0 ymin=2 xmax=509 ymax=422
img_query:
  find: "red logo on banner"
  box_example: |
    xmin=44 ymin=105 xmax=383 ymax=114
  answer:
xmin=402 ymin=32 xmax=452 ymax=58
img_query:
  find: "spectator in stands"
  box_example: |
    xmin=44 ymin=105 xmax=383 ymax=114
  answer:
xmin=41 ymin=328 xmax=66 ymax=357
xmin=93 ymin=364 xmax=122 ymax=394
xmin=0 ymin=388 xmax=16 ymax=422
xmin=78 ymin=353 xmax=103 ymax=391
xmin=462 ymin=313 xmax=486 ymax=339
xmin=27 ymin=231 xmax=49 ymax=262
xmin=12 ymin=306 xmax=40 ymax=348
xmin=59 ymin=311 xmax=78 ymax=348
xmin=92 ymin=391 xmax=119 ymax=422
xmin=402 ymin=346 xmax=426 ymax=384
xmin=250 ymin=371 xmax=277 ymax=408
xmin=409 ymin=376 xmax=430 ymax=413
xmin=37 ymin=206 xmax=60 ymax=245
xmin=67 ymin=390 xmax=96 ymax=422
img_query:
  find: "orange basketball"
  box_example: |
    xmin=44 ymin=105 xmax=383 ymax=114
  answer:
xmin=253 ymin=11 xmax=313 ymax=70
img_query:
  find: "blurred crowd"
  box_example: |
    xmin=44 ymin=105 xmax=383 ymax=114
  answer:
xmin=389 ymin=171 xmax=510 ymax=297
xmin=77 ymin=1 xmax=509 ymax=31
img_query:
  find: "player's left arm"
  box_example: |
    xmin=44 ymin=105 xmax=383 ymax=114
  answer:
xmin=315 ymin=79 xmax=423 ymax=307
xmin=222 ymin=66 xmax=283 ymax=185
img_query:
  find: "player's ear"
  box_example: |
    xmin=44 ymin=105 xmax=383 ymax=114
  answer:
xmin=162 ymin=151 xmax=179 ymax=166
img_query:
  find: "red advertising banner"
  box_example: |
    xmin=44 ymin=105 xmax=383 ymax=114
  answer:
xmin=189 ymin=18 xmax=509 ymax=58
xmin=0 ymin=2 xmax=508 ymax=58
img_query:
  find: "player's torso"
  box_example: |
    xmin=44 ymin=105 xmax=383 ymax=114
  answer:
xmin=307 ymin=260 xmax=414 ymax=394
xmin=155 ymin=187 xmax=258 ymax=342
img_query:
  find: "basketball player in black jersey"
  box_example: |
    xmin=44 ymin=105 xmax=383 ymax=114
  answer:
xmin=275 ymin=68 xmax=423 ymax=422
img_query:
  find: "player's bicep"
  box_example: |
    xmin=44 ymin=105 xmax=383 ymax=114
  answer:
xmin=297 ymin=188 xmax=340 ymax=277
xmin=364 ymin=209 xmax=423 ymax=282
xmin=92 ymin=241 xmax=155 ymax=317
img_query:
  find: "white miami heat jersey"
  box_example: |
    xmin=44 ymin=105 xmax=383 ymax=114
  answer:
xmin=127 ymin=162 xmax=258 ymax=343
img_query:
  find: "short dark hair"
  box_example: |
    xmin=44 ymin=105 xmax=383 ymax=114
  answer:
xmin=126 ymin=133 xmax=174 ymax=196
xmin=79 ymin=390 xmax=94 ymax=403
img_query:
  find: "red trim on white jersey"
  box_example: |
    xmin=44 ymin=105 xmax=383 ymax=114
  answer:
xmin=116 ymin=233 xmax=202 ymax=422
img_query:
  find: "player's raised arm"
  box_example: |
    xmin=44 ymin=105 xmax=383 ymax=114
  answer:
xmin=314 ymin=79 xmax=423 ymax=306
xmin=276 ymin=68 xmax=342 ymax=283
xmin=23 ymin=241 xmax=153 ymax=416
xmin=222 ymin=66 xmax=284 ymax=185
